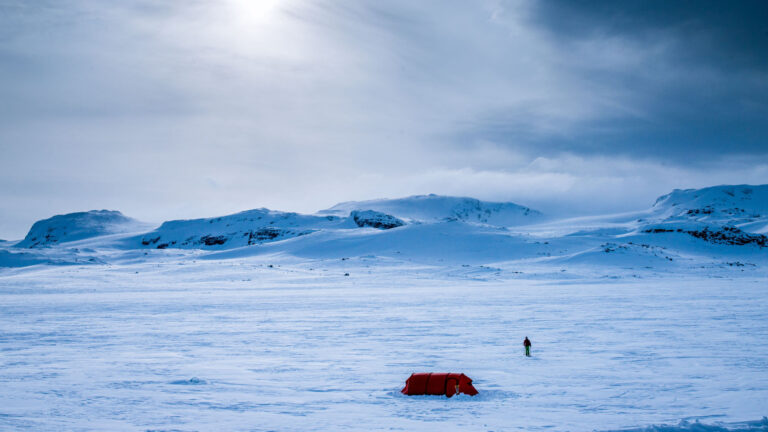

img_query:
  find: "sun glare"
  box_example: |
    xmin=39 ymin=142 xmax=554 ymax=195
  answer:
xmin=229 ymin=0 xmax=284 ymax=24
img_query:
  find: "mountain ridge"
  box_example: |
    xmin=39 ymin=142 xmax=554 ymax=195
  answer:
xmin=2 ymin=186 xmax=766 ymax=269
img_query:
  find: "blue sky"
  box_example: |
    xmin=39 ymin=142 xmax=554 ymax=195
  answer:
xmin=1 ymin=0 xmax=767 ymax=238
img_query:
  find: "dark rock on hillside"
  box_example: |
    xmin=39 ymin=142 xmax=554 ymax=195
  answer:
xmin=245 ymin=228 xmax=310 ymax=245
xmin=140 ymin=228 xmax=313 ymax=249
xmin=351 ymin=210 xmax=405 ymax=230
xmin=643 ymin=225 xmax=767 ymax=247
xmin=201 ymin=235 xmax=228 ymax=246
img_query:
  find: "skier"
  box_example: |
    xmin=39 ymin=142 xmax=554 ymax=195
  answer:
xmin=523 ymin=336 xmax=532 ymax=357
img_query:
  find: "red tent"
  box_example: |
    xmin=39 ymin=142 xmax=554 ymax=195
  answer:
xmin=401 ymin=373 xmax=479 ymax=397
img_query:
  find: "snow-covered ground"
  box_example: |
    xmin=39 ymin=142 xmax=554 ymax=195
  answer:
xmin=1 ymin=258 xmax=767 ymax=431
xmin=1 ymin=185 xmax=767 ymax=431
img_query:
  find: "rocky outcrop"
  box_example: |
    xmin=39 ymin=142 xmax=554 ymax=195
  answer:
xmin=351 ymin=210 xmax=405 ymax=229
xmin=643 ymin=225 xmax=767 ymax=247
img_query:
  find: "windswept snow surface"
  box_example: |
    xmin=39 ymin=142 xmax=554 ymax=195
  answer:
xmin=1 ymin=259 xmax=767 ymax=431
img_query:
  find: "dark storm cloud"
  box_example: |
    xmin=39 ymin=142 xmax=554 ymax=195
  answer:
xmin=534 ymin=0 xmax=768 ymax=72
xmin=462 ymin=0 xmax=768 ymax=161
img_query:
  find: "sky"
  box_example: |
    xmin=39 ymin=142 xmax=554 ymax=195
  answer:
xmin=1 ymin=0 xmax=767 ymax=239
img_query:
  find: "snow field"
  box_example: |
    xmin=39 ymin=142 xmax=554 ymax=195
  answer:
xmin=1 ymin=260 xmax=767 ymax=431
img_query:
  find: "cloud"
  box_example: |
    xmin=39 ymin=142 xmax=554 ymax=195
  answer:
xmin=0 ymin=0 xmax=767 ymax=237
xmin=511 ymin=0 xmax=768 ymax=159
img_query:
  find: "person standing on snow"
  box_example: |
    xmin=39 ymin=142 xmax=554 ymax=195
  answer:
xmin=523 ymin=337 xmax=532 ymax=357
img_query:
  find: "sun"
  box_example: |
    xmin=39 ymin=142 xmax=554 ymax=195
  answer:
xmin=228 ymin=0 xmax=285 ymax=24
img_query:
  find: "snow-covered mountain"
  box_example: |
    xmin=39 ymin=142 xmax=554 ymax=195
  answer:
xmin=134 ymin=208 xmax=354 ymax=250
xmin=3 ymin=186 xmax=767 ymax=270
xmin=638 ymin=185 xmax=768 ymax=246
xmin=127 ymin=195 xmax=541 ymax=251
xmin=652 ymin=185 xmax=768 ymax=222
xmin=319 ymin=194 xmax=542 ymax=225
xmin=130 ymin=208 xmax=413 ymax=251
xmin=15 ymin=210 xmax=150 ymax=248
xmin=648 ymin=184 xmax=767 ymax=230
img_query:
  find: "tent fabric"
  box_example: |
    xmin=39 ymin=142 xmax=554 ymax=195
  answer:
xmin=401 ymin=373 xmax=479 ymax=397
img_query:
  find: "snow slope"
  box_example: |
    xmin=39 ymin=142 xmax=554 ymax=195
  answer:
xmin=634 ymin=185 xmax=768 ymax=248
xmin=649 ymin=184 xmax=768 ymax=232
xmin=204 ymin=221 xmax=545 ymax=265
xmin=131 ymin=208 xmax=354 ymax=250
xmin=320 ymin=194 xmax=542 ymax=225
xmin=15 ymin=210 xmax=150 ymax=248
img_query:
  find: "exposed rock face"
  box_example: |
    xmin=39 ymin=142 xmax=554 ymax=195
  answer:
xmin=201 ymin=235 xmax=228 ymax=246
xmin=643 ymin=226 xmax=767 ymax=247
xmin=351 ymin=210 xmax=405 ymax=230
xmin=244 ymin=228 xmax=310 ymax=245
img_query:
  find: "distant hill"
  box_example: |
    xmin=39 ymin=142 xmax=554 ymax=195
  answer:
xmin=122 ymin=195 xmax=541 ymax=251
xmin=651 ymin=184 xmax=768 ymax=227
xmin=134 ymin=208 xmax=353 ymax=250
xmin=16 ymin=210 xmax=149 ymax=248
xmin=319 ymin=194 xmax=542 ymax=226
xmin=4 ymin=186 xmax=766 ymax=269
xmin=638 ymin=185 xmax=768 ymax=246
